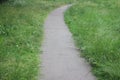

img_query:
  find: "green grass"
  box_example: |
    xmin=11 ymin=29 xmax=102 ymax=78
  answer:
xmin=0 ymin=0 xmax=74 ymax=80
xmin=1 ymin=0 xmax=120 ymax=80
xmin=65 ymin=0 xmax=120 ymax=80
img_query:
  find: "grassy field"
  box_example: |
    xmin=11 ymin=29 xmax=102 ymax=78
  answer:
xmin=0 ymin=0 xmax=74 ymax=80
xmin=65 ymin=0 xmax=120 ymax=80
xmin=1 ymin=0 xmax=120 ymax=80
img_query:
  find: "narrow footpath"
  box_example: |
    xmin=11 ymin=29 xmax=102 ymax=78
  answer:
xmin=40 ymin=5 xmax=96 ymax=80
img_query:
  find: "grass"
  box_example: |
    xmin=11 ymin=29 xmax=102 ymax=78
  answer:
xmin=65 ymin=0 xmax=120 ymax=80
xmin=0 ymin=0 xmax=75 ymax=80
xmin=1 ymin=0 xmax=120 ymax=80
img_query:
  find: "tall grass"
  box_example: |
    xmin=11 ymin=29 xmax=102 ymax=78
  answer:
xmin=65 ymin=0 xmax=120 ymax=80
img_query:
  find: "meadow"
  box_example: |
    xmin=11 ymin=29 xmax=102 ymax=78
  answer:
xmin=0 ymin=0 xmax=120 ymax=80
xmin=65 ymin=0 xmax=120 ymax=80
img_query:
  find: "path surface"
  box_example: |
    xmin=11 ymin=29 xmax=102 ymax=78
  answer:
xmin=40 ymin=5 xmax=96 ymax=80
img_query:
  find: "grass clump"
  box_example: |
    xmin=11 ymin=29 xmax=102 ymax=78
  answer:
xmin=65 ymin=0 xmax=120 ymax=80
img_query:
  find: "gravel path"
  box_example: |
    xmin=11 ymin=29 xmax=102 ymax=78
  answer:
xmin=40 ymin=5 xmax=96 ymax=80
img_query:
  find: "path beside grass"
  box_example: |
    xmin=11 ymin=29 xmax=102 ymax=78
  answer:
xmin=0 ymin=1 xmax=73 ymax=80
xmin=65 ymin=1 xmax=120 ymax=80
xmin=40 ymin=5 xmax=96 ymax=80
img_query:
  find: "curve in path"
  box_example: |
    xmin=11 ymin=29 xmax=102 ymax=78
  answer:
xmin=40 ymin=5 xmax=96 ymax=80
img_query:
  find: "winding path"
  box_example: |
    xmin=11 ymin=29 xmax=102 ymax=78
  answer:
xmin=40 ymin=5 xmax=96 ymax=80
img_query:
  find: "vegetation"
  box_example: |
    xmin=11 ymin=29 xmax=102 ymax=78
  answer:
xmin=0 ymin=0 xmax=71 ymax=80
xmin=0 ymin=0 xmax=7 ymax=3
xmin=65 ymin=0 xmax=120 ymax=80
xmin=0 ymin=0 xmax=120 ymax=80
